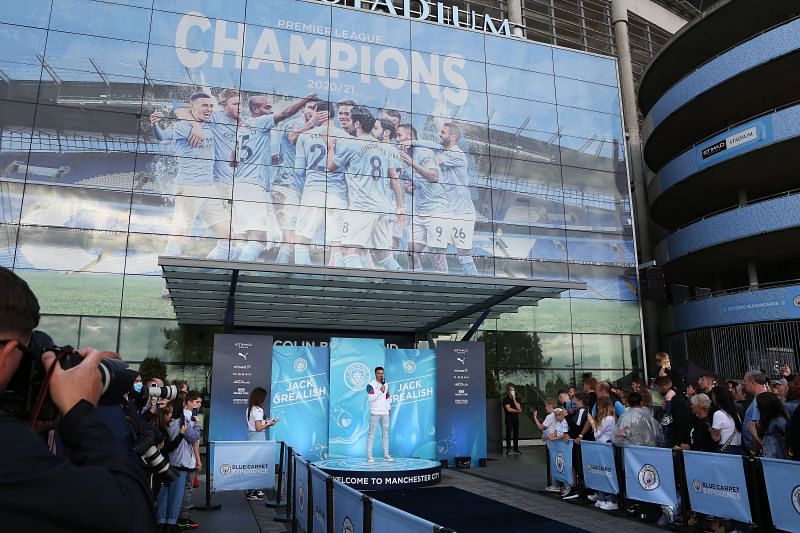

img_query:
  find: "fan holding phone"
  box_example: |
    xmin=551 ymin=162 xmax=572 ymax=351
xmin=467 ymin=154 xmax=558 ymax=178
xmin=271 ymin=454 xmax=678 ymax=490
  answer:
xmin=245 ymin=387 xmax=280 ymax=501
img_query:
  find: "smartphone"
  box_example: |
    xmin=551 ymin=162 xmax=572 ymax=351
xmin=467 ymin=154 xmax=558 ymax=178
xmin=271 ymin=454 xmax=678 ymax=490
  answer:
xmin=191 ymin=407 xmax=199 ymax=417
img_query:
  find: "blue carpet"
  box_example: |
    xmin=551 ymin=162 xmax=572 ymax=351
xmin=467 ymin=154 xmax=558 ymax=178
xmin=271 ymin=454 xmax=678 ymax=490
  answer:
xmin=370 ymin=486 xmax=589 ymax=532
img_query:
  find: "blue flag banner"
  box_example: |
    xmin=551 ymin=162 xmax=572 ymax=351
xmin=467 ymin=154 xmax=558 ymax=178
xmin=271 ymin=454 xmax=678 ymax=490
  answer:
xmin=623 ymin=445 xmax=677 ymax=507
xmin=682 ymin=451 xmax=751 ymax=523
xmin=310 ymin=466 xmax=329 ymax=533
xmin=385 ymin=349 xmax=437 ymax=460
xmin=371 ymin=498 xmax=439 ymax=533
xmin=271 ymin=346 xmax=330 ymax=461
xmin=295 ymin=456 xmax=310 ymax=533
xmin=333 ymin=480 xmax=365 ymax=533
xmin=548 ymin=439 xmax=574 ymax=485
xmin=211 ymin=440 xmax=277 ymax=491
xmin=435 ymin=341 xmax=487 ymax=467
xmin=580 ymin=441 xmax=618 ymax=494
xmin=210 ymin=334 xmax=273 ymax=441
xmin=760 ymin=457 xmax=800 ymax=533
xmin=329 ymin=338 xmax=386 ymax=459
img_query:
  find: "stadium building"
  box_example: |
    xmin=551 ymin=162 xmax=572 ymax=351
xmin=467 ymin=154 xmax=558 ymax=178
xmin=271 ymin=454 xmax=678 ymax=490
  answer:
xmin=0 ymin=0 xmax=695 ymax=441
xmin=638 ymin=1 xmax=800 ymax=380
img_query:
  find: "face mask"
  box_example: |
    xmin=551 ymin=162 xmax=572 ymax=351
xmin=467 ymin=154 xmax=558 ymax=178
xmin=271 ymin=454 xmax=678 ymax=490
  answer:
xmin=510 ymin=390 xmax=515 ymax=397
xmin=133 ymin=382 xmax=143 ymax=393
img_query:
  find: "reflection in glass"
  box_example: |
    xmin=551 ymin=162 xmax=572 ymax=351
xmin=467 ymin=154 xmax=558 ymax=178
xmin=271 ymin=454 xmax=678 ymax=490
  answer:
xmin=16 ymin=269 xmax=124 ymax=316
xmin=78 ymin=316 xmax=120 ymax=351
xmin=38 ymin=315 xmax=81 ymax=347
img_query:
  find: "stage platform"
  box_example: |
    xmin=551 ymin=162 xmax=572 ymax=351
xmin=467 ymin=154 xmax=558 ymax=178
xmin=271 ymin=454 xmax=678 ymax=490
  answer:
xmin=315 ymin=458 xmax=441 ymax=491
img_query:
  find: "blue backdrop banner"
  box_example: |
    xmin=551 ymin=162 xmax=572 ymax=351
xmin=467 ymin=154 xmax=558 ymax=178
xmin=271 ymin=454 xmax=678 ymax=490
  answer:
xmin=271 ymin=346 xmax=330 ymax=461
xmin=371 ymin=498 xmax=438 ymax=533
xmin=310 ymin=466 xmax=329 ymax=533
xmin=211 ymin=441 xmax=277 ymax=491
xmin=760 ymin=457 xmax=800 ymax=532
xmin=623 ymin=445 xmax=677 ymax=507
xmin=385 ymin=349 xmax=437 ymax=460
xmin=548 ymin=439 xmax=574 ymax=485
xmin=210 ymin=334 xmax=272 ymax=441
xmin=435 ymin=341 xmax=487 ymax=467
xmin=580 ymin=441 xmax=618 ymax=494
xmin=333 ymin=481 xmax=365 ymax=533
xmin=329 ymin=338 xmax=386 ymax=459
xmin=295 ymin=456 xmax=310 ymax=533
xmin=682 ymin=451 xmax=751 ymax=523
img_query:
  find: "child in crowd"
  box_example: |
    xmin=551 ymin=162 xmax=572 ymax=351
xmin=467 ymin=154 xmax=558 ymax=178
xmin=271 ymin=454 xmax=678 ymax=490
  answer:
xmin=535 ymin=404 xmax=571 ymax=496
xmin=586 ymin=398 xmax=618 ymax=511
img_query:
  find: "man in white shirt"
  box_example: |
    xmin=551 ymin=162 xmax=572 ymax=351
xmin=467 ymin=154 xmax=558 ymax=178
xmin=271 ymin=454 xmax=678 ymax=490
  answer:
xmin=365 ymin=367 xmax=392 ymax=463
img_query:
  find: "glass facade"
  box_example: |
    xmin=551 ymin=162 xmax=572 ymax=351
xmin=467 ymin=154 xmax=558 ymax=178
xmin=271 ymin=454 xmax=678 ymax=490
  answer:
xmin=0 ymin=0 xmax=641 ymax=436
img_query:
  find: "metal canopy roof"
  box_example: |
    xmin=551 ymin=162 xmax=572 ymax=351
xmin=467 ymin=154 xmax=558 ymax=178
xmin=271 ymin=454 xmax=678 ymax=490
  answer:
xmin=159 ymin=257 xmax=586 ymax=334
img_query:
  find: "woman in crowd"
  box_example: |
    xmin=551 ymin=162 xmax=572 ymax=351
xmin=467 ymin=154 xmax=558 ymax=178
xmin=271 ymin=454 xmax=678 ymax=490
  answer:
xmin=710 ymin=386 xmax=743 ymax=455
xmin=749 ymin=392 xmax=787 ymax=459
xmin=587 ymin=398 xmax=618 ymax=511
xmin=689 ymin=393 xmax=715 ymax=452
xmin=245 ymin=387 xmax=278 ymax=501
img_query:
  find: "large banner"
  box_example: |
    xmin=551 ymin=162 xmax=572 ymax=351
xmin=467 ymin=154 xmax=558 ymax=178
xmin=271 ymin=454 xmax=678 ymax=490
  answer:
xmin=211 ymin=440 xmax=277 ymax=491
xmin=581 ymin=441 xmax=618 ymax=494
xmin=210 ymin=334 xmax=272 ymax=442
xmin=548 ymin=439 xmax=574 ymax=485
xmin=271 ymin=346 xmax=330 ymax=461
xmin=385 ymin=349 xmax=436 ymax=460
xmin=333 ymin=481 xmax=365 ymax=533
xmin=328 ymin=337 xmax=386 ymax=458
xmin=760 ymin=458 xmax=800 ymax=533
xmin=623 ymin=445 xmax=677 ymax=508
xmin=310 ymin=466 xmax=329 ymax=533
xmin=295 ymin=456 xmax=310 ymax=533
xmin=436 ymin=341 xmax=486 ymax=467
xmin=682 ymin=451 xmax=751 ymax=523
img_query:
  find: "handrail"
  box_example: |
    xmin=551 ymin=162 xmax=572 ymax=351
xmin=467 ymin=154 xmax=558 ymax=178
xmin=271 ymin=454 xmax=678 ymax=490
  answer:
xmin=676 ymin=278 xmax=800 ymax=305
xmin=675 ymin=185 xmax=800 ymax=231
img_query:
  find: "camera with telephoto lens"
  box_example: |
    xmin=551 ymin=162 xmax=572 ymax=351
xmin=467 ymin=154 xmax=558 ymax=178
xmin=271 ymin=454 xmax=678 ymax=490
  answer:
xmin=149 ymin=384 xmax=178 ymax=401
xmin=134 ymin=436 xmax=178 ymax=485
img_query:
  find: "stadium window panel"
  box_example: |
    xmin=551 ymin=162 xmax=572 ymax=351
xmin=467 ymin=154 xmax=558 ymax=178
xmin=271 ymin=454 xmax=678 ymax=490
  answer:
xmin=124 ymin=233 xmax=167 ymax=275
xmin=244 ymin=0 xmax=333 ymax=34
xmin=50 ymin=0 xmax=152 ymax=43
xmin=488 ymin=127 xmax=561 ymax=165
xmin=331 ymin=8 xmax=411 ymax=52
xmin=408 ymin=113 xmax=490 ymax=160
xmin=240 ymin=66 xmax=331 ymax=103
xmin=554 ymin=77 xmax=621 ymax=115
xmin=484 ymin=34 xmax=553 ymax=74
xmin=622 ymin=334 xmax=644 ymax=371
xmin=411 ymin=86 xmax=488 ymax=125
xmin=129 ymin=191 xmax=232 ymax=239
xmin=78 ymin=316 xmax=120 ymax=352
xmin=488 ymin=95 xmax=558 ymax=134
xmin=0 ymin=225 xmax=18 ymax=267
xmin=410 ymin=19 xmax=485 ymax=63
xmin=0 ymin=23 xmax=47 ymax=80
xmin=509 ymin=223 xmax=567 ymax=262
xmin=328 ymin=38 xmax=414 ymax=81
xmin=15 ymin=225 xmax=129 ymax=274
xmin=14 ymin=269 xmax=124 ymax=316
xmin=149 ymin=10 xmax=228 ymax=50
xmin=565 ymin=230 xmax=633 ymax=269
xmin=0 ymin=180 xmax=24 ymax=224
xmin=33 ymin=104 xmax=141 ymax=149
xmin=558 ymin=135 xmax=624 ymax=174
xmin=556 ymin=106 xmax=623 ymax=145
xmin=153 ymin=0 xmax=247 ymax=23
xmin=327 ymin=69 xmax=413 ymax=113
xmin=19 ymin=183 xmax=132 ymax=233
xmin=38 ymin=315 xmax=81 ymax=348
xmin=530 ymin=259 xmax=569 ymax=285
xmin=118 ymin=318 xmax=181 ymax=360
xmin=489 ymin=156 xmax=563 ymax=190
xmin=577 ymin=368 xmax=626 ymax=384
xmin=0 ymin=99 xmax=37 ymax=149
xmin=485 ymin=64 xmax=555 ymax=104
xmin=569 ymin=296 xmax=642 ymax=335
xmin=560 ymin=166 xmax=629 ymax=206
xmin=552 ymin=47 xmax=618 ymax=88
xmin=143 ymin=44 xmax=244 ymax=91
xmin=0 ymin=0 xmax=54 ymax=29
xmin=121 ymin=274 xmax=177 ymax=319
xmin=45 ymin=31 xmax=149 ymax=82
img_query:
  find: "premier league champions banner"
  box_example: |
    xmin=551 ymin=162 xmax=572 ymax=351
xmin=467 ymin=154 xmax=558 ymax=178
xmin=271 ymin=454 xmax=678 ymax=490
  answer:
xmin=436 ymin=341 xmax=486 ymax=467
xmin=623 ymin=445 xmax=678 ymax=507
xmin=328 ymin=338 xmax=386 ymax=458
xmin=385 ymin=349 xmax=436 ymax=459
xmin=682 ymin=451 xmax=751 ymax=523
xmin=210 ymin=334 xmax=272 ymax=442
xmin=760 ymin=457 xmax=800 ymax=532
xmin=580 ymin=441 xmax=618 ymax=494
xmin=271 ymin=346 xmax=330 ymax=461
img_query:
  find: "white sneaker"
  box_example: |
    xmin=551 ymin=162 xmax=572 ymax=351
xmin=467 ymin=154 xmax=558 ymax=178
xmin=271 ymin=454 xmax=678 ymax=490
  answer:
xmin=560 ymin=485 xmax=572 ymax=497
xmin=545 ymin=485 xmax=561 ymax=493
xmin=384 ymin=455 xmax=393 ymax=462
xmin=587 ymin=493 xmax=599 ymax=502
xmin=594 ymin=500 xmax=604 ymax=508
xmin=598 ymin=501 xmax=618 ymax=511
xmin=367 ymin=457 xmax=374 ymax=463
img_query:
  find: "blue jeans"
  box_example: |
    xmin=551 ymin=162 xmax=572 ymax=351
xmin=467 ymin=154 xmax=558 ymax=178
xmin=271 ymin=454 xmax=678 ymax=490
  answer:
xmin=156 ymin=468 xmax=189 ymax=525
xmin=367 ymin=413 xmax=390 ymax=457
xmin=247 ymin=431 xmax=266 ymax=441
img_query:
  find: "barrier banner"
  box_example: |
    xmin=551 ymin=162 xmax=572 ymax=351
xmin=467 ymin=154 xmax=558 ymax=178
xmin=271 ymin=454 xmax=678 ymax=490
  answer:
xmin=623 ymin=445 xmax=677 ymax=507
xmin=436 ymin=341 xmax=487 ymax=467
xmin=211 ymin=440 xmax=277 ymax=491
xmin=333 ymin=481 xmax=365 ymax=533
xmin=329 ymin=338 xmax=385 ymax=458
xmin=580 ymin=441 xmax=618 ymax=494
xmin=760 ymin=457 xmax=800 ymax=533
xmin=295 ymin=456 xmax=310 ymax=533
xmin=548 ymin=439 xmax=574 ymax=485
xmin=682 ymin=451 xmax=751 ymax=523
xmin=310 ymin=466 xmax=329 ymax=533
xmin=371 ymin=498 xmax=439 ymax=533
xmin=271 ymin=346 xmax=330 ymax=461
xmin=385 ymin=349 xmax=437 ymax=460
xmin=210 ymin=334 xmax=272 ymax=441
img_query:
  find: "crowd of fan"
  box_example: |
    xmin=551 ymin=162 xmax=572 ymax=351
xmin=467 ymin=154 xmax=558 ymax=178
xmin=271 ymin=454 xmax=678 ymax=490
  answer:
xmin=530 ymin=352 xmax=800 ymax=529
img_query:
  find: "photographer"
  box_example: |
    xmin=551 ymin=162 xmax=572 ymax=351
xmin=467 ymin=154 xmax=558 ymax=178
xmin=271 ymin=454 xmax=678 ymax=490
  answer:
xmin=0 ymin=267 xmax=156 ymax=531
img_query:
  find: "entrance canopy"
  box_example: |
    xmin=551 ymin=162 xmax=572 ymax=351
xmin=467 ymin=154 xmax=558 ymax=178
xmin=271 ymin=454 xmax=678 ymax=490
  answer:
xmin=159 ymin=257 xmax=586 ymax=334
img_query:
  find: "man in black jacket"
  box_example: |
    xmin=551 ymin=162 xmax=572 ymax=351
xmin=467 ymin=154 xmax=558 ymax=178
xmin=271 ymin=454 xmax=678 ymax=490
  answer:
xmin=654 ymin=376 xmax=691 ymax=449
xmin=0 ymin=267 xmax=156 ymax=531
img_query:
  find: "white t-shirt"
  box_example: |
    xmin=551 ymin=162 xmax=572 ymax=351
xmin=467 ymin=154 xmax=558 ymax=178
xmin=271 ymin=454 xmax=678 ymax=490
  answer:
xmin=712 ymin=410 xmax=742 ymax=446
xmin=543 ymin=415 xmax=568 ymax=438
xmin=247 ymin=405 xmax=264 ymax=432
